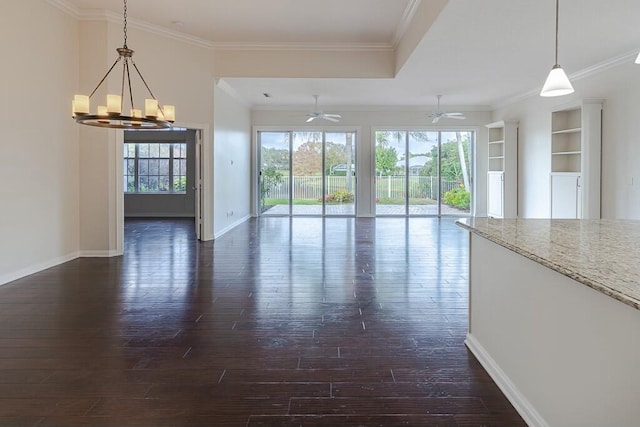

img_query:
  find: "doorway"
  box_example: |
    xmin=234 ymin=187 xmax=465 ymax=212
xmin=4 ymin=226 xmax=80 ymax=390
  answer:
xmin=123 ymin=128 xmax=203 ymax=239
xmin=258 ymin=130 xmax=356 ymax=216
xmin=375 ymin=130 xmax=473 ymax=216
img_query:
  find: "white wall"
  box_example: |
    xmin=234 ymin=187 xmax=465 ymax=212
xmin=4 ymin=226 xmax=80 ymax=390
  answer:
xmin=252 ymin=108 xmax=490 ymax=217
xmin=0 ymin=2 xmax=80 ymax=284
xmin=493 ymin=60 xmax=640 ymax=219
xmin=213 ymin=83 xmax=252 ymax=237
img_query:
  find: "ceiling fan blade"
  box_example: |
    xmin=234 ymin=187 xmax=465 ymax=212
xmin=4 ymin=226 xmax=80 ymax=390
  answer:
xmin=447 ymin=115 xmax=466 ymax=120
xmin=445 ymin=112 xmax=465 ymax=116
xmin=306 ymin=116 xmax=316 ymax=123
xmin=323 ymin=116 xmax=340 ymax=122
xmin=323 ymin=114 xmax=341 ymax=118
xmin=432 ymin=117 xmax=440 ymax=124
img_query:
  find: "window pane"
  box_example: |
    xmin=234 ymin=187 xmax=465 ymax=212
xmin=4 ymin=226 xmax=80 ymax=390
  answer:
xmin=139 ymin=159 xmax=149 ymax=175
xmin=173 ymin=159 xmax=180 ymax=175
xmin=174 ymin=176 xmax=186 ymax=192
xmin=127 ymin=176 xmax=135 ymax=192
xmin=139 ymin=176 xmax=149 ymax=192
xmin=148 ymin=176 xmax=159 ymax=192
xmin=127 ymin=159 xmax=135 ymax=175
xmin=139 ymin=144 xmax=149 ymax=158
xmin=128 ymin=144 xmax=136 ymax=157
xmin=149 ymin=159 xmax=159 ymax=175
xmin=160 ymin=144 xmax=170 ymax=158
xmin=180 ymin=159 xmax=187 ymax=174
xmin=149 ymin=144 xmax=160 ymax=158
xmin=160 ymin=176 xmax=170 ymax=192
xmin=159 ymin=159 xmax=169 ymax=175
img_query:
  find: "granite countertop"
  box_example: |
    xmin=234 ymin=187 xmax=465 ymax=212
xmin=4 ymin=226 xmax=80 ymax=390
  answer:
xmin=456 ymin=218 xmax=640 ymax=311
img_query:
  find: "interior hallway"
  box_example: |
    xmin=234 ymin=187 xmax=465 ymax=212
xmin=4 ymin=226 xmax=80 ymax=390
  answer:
xmin=0 ymin=218 xmax=525 ymax=426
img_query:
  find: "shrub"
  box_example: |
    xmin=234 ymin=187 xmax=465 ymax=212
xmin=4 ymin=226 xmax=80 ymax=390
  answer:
xmin=443 ymin=187 xmax=470 ymax=210
xmin=325 ymin=189 xmax=354 ymax=203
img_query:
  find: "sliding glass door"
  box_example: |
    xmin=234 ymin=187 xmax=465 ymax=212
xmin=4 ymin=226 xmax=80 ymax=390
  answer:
xmin=375 ymin=130 xmax=473 ymax=216
xmin=259 ymin=130 xmax=356 ymax=216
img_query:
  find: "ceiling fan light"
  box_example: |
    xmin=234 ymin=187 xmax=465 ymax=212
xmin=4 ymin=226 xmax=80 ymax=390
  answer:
xmin=540 ymin=65 xmax=574 ymax=97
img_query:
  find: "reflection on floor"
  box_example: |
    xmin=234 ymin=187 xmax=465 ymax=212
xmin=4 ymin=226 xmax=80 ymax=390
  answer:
xmin=262 ymin=204 xmax=468 ymax=216
xmin=0 ymin=217 xmax=525 ymax=426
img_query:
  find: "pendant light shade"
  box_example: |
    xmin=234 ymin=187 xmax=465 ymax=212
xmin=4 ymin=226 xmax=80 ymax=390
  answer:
xmin=540 ymin=0 xmax=574 ymax=97
xmin=541 ymin=64 xmax=574 ymax=97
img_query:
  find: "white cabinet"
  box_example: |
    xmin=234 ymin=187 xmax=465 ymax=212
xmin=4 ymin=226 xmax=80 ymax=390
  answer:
xmin=487 ymin=171 xmax=504 ymax=218
xmin=551 ymin=173 xmax=582 ymax=218
xmin=549 ymin=100 xmax=602 ymax=219
xmin=486 ymin=121 xmax=518 ymax=218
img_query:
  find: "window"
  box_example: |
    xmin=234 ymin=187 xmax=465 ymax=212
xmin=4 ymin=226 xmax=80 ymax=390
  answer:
xmin=124 ymin=143 xmax=187 ymax=193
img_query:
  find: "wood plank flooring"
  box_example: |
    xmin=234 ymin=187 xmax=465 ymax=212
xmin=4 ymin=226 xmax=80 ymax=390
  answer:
xmin=0 ymin=217 xmax=526 ymax=426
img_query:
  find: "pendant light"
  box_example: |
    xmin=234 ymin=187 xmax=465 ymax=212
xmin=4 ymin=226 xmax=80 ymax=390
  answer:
xmin=540 ymin=0 xmax=574 ymax=97
xmin=72 ymin=0 xmax=175 ymax=129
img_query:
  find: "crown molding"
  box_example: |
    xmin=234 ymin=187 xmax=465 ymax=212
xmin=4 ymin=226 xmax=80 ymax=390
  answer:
xmin=211 ymin=42 xmax=393 ymax=53
xmin=251 ymin=104 xmax=491 ymax=112
xmin=493 ymin=49 xmax=638 ymax=110
xmin=44 ymin=0 xmax=80 ymax=18
xmin=392 ymin=0 xmax=422 ymax=49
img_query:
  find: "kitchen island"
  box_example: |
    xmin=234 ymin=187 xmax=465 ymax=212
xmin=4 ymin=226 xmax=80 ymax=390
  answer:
xmin=456 ymin=218 xmax=640 ymax=427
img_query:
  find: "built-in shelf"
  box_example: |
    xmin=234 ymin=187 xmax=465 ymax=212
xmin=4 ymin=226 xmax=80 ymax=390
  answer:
xmin=549 ymin=101 xmax=603 ymax=219
xmin=552 ymin=127 xmax=582 ymax=135
xmin=552 ymin=151 xmax=582 ymax=156
xmin=486 ymin=120 xmax=518 ymax=218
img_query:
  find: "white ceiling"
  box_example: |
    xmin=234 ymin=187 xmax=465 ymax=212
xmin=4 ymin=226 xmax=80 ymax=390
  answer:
xmin=63 ymin=0 xmax=640 ymax=109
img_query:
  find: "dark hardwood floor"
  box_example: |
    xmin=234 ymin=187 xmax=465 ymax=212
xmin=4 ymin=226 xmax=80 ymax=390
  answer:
xmin=0 ymin=217 xmax=526 ymax=426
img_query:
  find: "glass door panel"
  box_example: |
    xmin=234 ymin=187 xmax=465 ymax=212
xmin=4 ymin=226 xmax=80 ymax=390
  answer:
xmin=259 ymin=132 xmax=290 ymax=216
xmin=292 ymin=132 xmax=323 ymax=216
xmin=408 ymin=131 xmax=439 ymax=215
xmin=440 ymin=131 xmax=472 ymax=215
xmin=375 ymin=131 xmax=406 ymax=216
xmin=325 ymin=132 xmax=356 ymax=216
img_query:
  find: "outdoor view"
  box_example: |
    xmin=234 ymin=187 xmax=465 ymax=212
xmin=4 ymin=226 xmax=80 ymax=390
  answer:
xmin=375 ymin=130 xmax=472 ymax=215
xmin=259 ymin=130 xmax=472 ymax=216
xmin=260 ymin=131 xmax=356 ymax=216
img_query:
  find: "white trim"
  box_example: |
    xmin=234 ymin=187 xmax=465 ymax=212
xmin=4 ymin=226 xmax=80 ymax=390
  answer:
xmin=0 ymin=252 xmax=80 ymax=287
xmin=124 ymin=213 xmax=196 ymax=218
xmin=79 ymin=250 xmax=122 ymax=258
xmin=465 ymin=334 xmax=549 ymax=427
xmin=44 ymin=0 xmax=80 ymax=18
xmin=211 ymin=42 xmax=393 ymax=52
xmin=251 ymin=104 xmax=492 ymax=112
xmin=214 ymin=215 xmax=251 ymax=239
xmin=392 ymin=0 xmax=422 ymax=49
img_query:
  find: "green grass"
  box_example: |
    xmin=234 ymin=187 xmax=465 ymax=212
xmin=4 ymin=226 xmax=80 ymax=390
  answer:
xmin=264 ymin=198 xmax=321 ymax=206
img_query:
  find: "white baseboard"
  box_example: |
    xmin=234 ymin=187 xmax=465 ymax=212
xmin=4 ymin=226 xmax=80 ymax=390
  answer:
xmin=465 ymin=333 xmax=548 ymax=427
xmin=79 ymin=250 xmax=123 ymax=258
xmin=0 ymin=252 xmax=80 ymax=286
xmin=214 ymin=215 xmax=251 ymax=239
xmin=124 ymin=213 xmax=196 ymax=218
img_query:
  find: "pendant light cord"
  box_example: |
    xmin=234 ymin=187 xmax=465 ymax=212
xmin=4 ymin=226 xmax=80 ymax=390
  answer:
xmin=554 ymin=0 xmax=559 ymax=65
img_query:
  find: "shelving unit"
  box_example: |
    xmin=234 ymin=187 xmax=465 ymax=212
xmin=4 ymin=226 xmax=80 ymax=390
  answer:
xmin=486 ymin=121 xmax=518 ymax=218
xmin=549 ymin=100 xmax=603 ymax=219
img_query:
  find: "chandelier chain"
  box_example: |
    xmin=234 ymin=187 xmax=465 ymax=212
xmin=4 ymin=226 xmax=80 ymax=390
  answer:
xmin=123 ymin=0 xmax=128 ymax=47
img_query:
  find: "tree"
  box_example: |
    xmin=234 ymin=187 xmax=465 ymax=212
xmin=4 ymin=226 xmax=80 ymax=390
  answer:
xmin=260 ymin=166 xmax=284 ymax=207
xmin=293 ymin=141 xmax=323 ymax=175
xmin=261 ymin=147 xmax=289 ymax=171
xmin=421 ymin=136 xmax=470 ymax=185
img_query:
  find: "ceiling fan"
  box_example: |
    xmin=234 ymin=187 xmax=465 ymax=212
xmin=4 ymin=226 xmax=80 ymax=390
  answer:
xmin=306 ymin=95 xmax=341 ymax=123
xmin=428 ymin=95 xmax=466 ymax=124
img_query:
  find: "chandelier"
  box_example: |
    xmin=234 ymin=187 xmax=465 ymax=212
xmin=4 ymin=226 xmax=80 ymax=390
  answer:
xmin=72 ymin=0 xmax=175 ymax=129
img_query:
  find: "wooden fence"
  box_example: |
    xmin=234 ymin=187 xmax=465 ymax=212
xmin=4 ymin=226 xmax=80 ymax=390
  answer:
xmin=266 ymin=175 xmax=461 ymax=200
